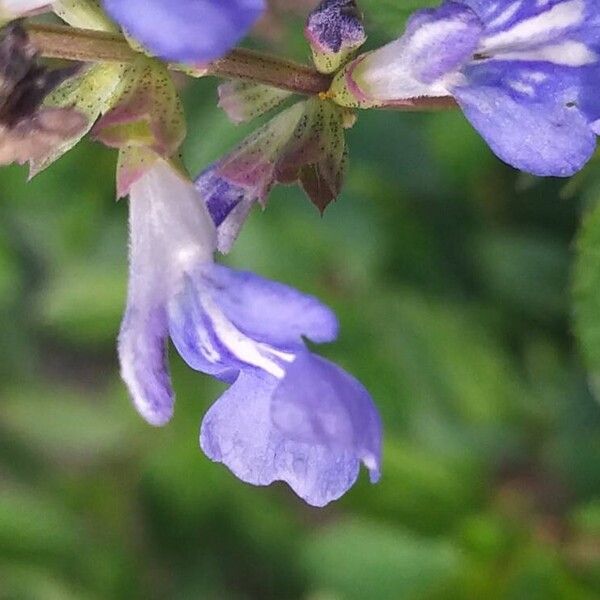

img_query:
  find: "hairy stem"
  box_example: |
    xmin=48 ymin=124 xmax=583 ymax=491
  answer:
xmin=25 ymin=23 xmax=457 ymax=109
xmin=26 ymin=23 xmax=332 ymax=95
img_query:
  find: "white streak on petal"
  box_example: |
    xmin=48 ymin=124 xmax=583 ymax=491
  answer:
xmin=488 ymin=41 xmax=597 ymax=66
xmin=195 ymin=318 xmax=222 ymax=364
xmin=201 ymin=295 xmax=295 ymax=378
xmin=524 ymin=71 xmax=548 ymax=83
xmin=481 ymin=0 xmax=586 ymax=52
xmin=508 ymin=79 xmax=535 ymax=95
xmin=487 ymin=1 xmax=522 ymax=28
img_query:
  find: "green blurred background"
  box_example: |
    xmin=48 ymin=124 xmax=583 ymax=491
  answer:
xmin=1 ymin=2 xmax=600 ymax=598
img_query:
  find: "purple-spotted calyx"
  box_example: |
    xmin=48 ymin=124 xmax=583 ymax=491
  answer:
xmin=329 ymin=0 xmax=600 ymax=176
xmin=305 ymin=0 xmax=366 ymax=74
xmin=197 ymin=97 xmax=351 ymax=252
xmin=121 ymin=158 xmax=382 ymax=506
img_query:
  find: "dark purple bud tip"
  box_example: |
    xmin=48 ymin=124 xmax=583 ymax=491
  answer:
xmin=305 ymin=0 xmax=366 ymax=74
xmin=196 ymin=163 xmax=247 ymax=227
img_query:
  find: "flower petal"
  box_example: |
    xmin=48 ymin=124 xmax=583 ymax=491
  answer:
xmin=203 ymin=264 xmax=339 ymax=347
xmin=168 ymin=273 xmax=247 ymax=382
xmin=102 ymin=0 xmax=265 ymax=63
xmin=270 ymin=351 xmax=382 ymax=482
xmin=120 ymin=160 xmax=216 ymax=423
xmin=200 ymin=368 xmax=371 ymax=506
xmin=453 ymin=63 xmax=596 ymax=175
xmin=465 ymin=0 xmax=600 ymax=51
xmin=350 ymin=2 xmax=482 ymax=101
xmin=118 ymin=305 xmax=174 ymax=426
xmin=168 ymin=270 xmax=296 ymax=381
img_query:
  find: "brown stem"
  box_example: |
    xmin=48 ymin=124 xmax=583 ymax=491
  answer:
xmin=25 ymin=23 xmax=457 ymax=110
xmin=207 ymin=47 xmax=332 ymax=96
xmin=27 ymin=23 xmax=137 ymax=63
xmin=25 ymin=23 xmax=332 ymax=95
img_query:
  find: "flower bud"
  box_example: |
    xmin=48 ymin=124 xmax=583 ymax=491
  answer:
xmin=305 ymin=0 xmax=366 ymax=74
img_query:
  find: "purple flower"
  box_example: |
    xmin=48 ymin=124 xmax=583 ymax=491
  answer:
xmin=120 ymin=159 xmax=381 ymax=506
xmin=102 ymin=0 xmax=265 ymax=63
xmin=201 ymin=351 xmax=381 ymax=507
xmin=330 ymin=0 xmax=600 ymax=176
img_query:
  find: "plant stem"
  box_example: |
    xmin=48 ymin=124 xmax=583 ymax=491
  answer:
xmin=25 ymin=23 xmax=457 ymax=109
xmin=26 ymin=23 xmax=332 ymax=95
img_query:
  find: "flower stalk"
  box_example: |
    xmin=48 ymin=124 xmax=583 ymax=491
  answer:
xmin=26 ymin=23 xmax=332 ymax=95
xmin=25 ymin=22 xmax=456 ymax=108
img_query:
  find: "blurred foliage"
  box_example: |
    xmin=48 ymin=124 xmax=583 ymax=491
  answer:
xmin=0 ymin=3 xmax=600 ymax=599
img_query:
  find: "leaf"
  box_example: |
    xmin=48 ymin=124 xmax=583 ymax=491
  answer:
xmin=0 ymin=383 xmax=134 ymax=462
xmin=0 ymin=486 xmax=81 ymax=555
xmin=573 ymin=201 xmax=600 ymax=401
xmin=0 ymin=563 xmax=95 ymax=600
xmin=474 ymin=230 xmax=570 ymax=321
xmin=367 ymin=290 xmax=527 ymax=426
xmin=218 ymin=101 xmax=306 ymax=199
xmin=278 ymin=99 xmax=348 ymax=212
xmin=302 ymin=519 xmax=463 ymax=600
xmin=36 ymin=262 xmax=126 ymax=347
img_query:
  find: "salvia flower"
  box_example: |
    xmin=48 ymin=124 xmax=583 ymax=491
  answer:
xmin=121 ymin=159 xmax=381 ymax=506
xmin=329 ymin=0 xmax=600 ymax=176
xmin=102 ymin=0 xmax=266 ymax=64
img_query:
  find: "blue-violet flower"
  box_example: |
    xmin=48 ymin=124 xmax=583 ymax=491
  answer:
xmin=120 ymin=159 xmax=381 ymax=506
xmin=330 ymin=0 xmax=600 ymax=176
